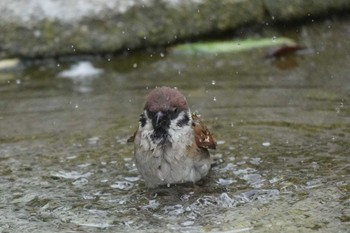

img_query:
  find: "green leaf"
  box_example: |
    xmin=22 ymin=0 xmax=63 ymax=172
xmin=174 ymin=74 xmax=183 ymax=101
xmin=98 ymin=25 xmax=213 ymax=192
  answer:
xmin=171 ymin=37 xmax=296 ymax=54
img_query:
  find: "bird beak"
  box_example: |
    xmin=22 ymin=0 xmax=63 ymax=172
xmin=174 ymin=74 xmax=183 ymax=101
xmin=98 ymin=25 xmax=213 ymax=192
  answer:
xmin=155 ymin=111 xmax=164 ymax=127
xmin=151 ymin=111 xmax=170 ymax=130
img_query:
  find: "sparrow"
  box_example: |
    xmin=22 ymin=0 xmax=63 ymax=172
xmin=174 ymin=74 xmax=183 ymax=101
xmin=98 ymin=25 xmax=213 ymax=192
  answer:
xmin=128 ymin=86 xmax=216 ymax=188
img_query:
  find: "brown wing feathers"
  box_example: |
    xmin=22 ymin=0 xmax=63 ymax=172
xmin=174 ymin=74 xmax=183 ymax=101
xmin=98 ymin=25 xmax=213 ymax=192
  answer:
xmin=192 ymin=114 xmax=216 ymax=150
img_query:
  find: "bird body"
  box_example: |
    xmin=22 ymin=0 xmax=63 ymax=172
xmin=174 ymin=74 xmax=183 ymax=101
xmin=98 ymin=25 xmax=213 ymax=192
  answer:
xmin=129 ymin=87 xmax=216 ymax=188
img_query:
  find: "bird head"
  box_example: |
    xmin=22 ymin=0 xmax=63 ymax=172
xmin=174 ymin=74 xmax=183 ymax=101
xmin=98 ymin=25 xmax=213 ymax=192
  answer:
xmin=141 ymin=87 xmax=191 ymax=144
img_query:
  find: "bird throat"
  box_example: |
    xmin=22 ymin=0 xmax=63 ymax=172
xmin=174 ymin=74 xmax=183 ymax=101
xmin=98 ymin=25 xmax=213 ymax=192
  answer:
xmin=151 ymin=126 xmax=170 ymax=146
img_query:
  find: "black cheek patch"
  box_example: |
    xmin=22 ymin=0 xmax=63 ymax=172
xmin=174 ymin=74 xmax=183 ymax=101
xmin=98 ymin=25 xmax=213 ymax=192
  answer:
xmin=177 ymin=114 xmax=190 ymax=127
xmin=139 ymin=113 xmax=146 ymax=127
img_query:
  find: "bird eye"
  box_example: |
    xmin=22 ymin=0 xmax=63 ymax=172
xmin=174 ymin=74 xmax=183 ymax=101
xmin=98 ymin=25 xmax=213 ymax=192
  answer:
xmin=170 ymin=108 xmax=180 ymax=119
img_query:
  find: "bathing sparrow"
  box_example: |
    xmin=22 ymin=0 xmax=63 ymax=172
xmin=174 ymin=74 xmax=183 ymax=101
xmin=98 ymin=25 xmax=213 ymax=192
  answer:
xmin=128 ymin=86 xmax=216 ymax=188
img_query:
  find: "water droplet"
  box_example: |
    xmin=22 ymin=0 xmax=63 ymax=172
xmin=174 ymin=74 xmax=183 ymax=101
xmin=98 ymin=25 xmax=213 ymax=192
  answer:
xmin=110 ymin=181 xmax=134 ymax=190
xmin=335 ymin=107 xmax=340 ymax=114
xmin=160 ymin=52 xmax=164 ymax=57
xmin=72 ymin=178 xmax=89 ymax=187
xmin=16 ymin=80 xmax=21 ymax=84
xmin=181 ymin=221 xmax=194 ymax=226
xmin=271 ymin=16 xmax=275 ymax=20
xmin=142 ymin=200 xmax=160 ymax=210
xmin=33 ymin=30 xmax=41 ymax=37
xmin=306 ymin=179 xmax=322 ymax=189
xmin=75 ymin=104 xmax=79 ymax=109
xmin=143 ymin=36 xmax=147 ymax=40
xmin=133 ymin=63 xmax=138 ymax=68
xmin=250 ymin=157 xmax=261 ymax=165
xmin=262 ymin=141 xmax=271 ymax=147
xmin=211 ymin=80 xmax=216 ymax=85
xmin=76 ymin=162 xmax=90 ymax=169
xmin=57 ymin=63 xmax=60 ymax=67
xmin=213 ymin=97 xmax=217 ymax=101
xmin=124 ymin=177 xmax=140 ymax=182
xmin=88 ymin=136 xmax=99 ymax=145
xmin=66 ymin=155 xmax=77 ymax=160
xmin=269 ymin=177 xmax=280 ymax=184
xmin=216 ymin=178 xmax=235 ymax=185
xmin=50 ymin=171 xmax=92 ymax=179
xmin=311 ymin=161 xmax=319 ymax=170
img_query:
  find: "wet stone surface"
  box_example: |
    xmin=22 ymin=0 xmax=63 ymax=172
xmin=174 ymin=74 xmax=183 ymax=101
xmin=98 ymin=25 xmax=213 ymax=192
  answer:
xmin=0 ymin=16 xmax=349 ymax=232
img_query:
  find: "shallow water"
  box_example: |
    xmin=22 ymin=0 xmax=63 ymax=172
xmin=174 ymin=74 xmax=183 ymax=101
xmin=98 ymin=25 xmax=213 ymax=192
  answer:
xmin=1 ymin=16 xmax=349 ymax=233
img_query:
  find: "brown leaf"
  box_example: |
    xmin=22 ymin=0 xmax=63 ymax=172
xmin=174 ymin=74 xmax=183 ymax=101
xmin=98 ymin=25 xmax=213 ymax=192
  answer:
xmin=266 ymin=44 xmax=305 ymax=59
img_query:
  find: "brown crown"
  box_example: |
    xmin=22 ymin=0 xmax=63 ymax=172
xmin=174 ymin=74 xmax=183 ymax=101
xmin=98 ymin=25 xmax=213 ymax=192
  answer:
xmin=145 ymin=87 xmax=189 ymax=112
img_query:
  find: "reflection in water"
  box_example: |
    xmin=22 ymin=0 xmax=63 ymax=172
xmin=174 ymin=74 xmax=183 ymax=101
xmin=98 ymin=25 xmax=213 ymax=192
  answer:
xmin=0 ymin=16 xmax=349 ymax=233
xmin=58 ymin=61 xmax=103 ymax=93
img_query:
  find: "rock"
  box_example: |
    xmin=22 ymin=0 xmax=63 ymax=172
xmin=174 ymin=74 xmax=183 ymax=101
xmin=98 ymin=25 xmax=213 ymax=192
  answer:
xmin=0 ymin=0 xmax=264 ymax=59
xmin=0 ymin=0 xmax=349 ymax=59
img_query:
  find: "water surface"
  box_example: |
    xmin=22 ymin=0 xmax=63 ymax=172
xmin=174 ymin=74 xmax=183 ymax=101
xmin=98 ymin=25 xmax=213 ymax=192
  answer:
xmin=0 ymin=16 xmax=349 ymax=233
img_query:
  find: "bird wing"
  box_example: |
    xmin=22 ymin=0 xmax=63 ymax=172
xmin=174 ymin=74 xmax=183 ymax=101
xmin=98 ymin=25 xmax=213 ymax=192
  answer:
xmin=192 ymin=114 xmax=216 ymax=149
